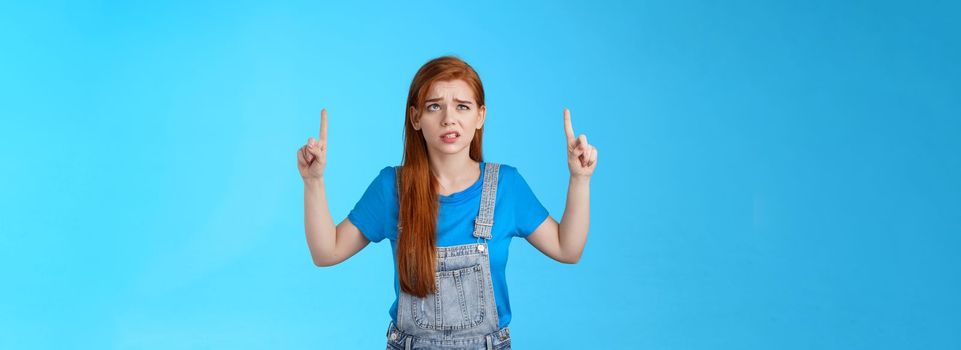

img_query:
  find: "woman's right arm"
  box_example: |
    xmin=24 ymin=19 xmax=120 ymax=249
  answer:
xmin=298 ymin=109 xmax=370 ymax=267
xmin=303 ymin=178 xmax=369 ymax=267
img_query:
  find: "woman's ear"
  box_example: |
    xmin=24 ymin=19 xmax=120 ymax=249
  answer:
xmin=476 ymin=105 xmax=486 ymax=129
xmin=409 ymin=106 xmax=420 ymax=130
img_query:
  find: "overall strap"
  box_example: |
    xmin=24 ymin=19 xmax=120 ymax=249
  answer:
xmin=473 ymin=163 xmax=500 ymax=240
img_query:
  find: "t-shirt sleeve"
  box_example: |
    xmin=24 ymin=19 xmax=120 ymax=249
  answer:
xmin=347 ymin=166 xmax=394 ymax=243
xmin=507 ymin=166 xmax=550 ymax=238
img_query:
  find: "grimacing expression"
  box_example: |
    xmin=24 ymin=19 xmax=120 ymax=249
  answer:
xmin=410 ymin=79 xmax=486 ymax=156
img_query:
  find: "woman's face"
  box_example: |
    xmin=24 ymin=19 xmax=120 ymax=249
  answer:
xmin=410 ymin=79 xmax=486 ymax=158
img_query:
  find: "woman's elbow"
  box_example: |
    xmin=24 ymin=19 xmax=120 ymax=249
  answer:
xmin=557 ymin=252 xmax=582 ymax=264
xmin=312 ymin=254 xmax=340 ymax=267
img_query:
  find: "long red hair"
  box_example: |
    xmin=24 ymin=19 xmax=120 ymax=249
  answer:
xmin=398 ymin=56 xmax=485 ymax=297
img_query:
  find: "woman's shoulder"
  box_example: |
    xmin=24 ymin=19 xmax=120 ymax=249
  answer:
xmin=376 ymin=164 xmax=401 ymax=176
xmin=486 ymin=161 xmax=520 ymax=177
xmin=486 ymin=162 xmax=529 ymax=190
xmin=487 ymin=162 xmax=541 ymax=191
xmin=361 ymin=165 xmax=400 ymax=190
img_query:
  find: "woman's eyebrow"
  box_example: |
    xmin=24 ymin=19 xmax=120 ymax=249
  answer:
xmin=424 ymin=97 xmax=474 ymax=104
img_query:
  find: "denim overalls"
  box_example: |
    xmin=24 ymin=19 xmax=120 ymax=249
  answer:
xmin=386 ymin=163 xmax=512 ymax=350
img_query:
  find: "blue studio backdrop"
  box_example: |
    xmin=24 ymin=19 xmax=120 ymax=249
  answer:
xmin=1 ymin=1 xmax=959 ymax=349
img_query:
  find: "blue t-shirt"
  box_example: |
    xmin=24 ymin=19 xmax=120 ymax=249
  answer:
xmin=347 ymin=162 xmax=549 ymax=329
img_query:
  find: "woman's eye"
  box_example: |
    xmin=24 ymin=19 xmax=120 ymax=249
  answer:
xmin=427 ymin=103 xmax=440 ymax=111
xmin=457 ymin=104 xmax=470 ymax=110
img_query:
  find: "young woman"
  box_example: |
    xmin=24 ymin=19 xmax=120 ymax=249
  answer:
xmin=296 ymin=56 xmax=597 ymax=350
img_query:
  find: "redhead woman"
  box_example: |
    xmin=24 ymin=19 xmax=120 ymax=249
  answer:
xmin=296 ymin=56 xmax=597 ymax=349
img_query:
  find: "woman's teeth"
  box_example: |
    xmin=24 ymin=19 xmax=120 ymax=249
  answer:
xmin=441 ymin=133 xmax=459 ymax=143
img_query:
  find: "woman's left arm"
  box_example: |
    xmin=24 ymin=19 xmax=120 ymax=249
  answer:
xmin=526 ymin=108 xmax=597 ymax=264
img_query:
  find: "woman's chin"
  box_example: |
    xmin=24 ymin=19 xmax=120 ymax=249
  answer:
xmin=429 ymin=143 xmax=469 ymax=156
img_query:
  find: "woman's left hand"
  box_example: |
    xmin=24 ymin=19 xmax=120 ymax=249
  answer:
xmin=564 ymin=108 xmax=598 ymax=178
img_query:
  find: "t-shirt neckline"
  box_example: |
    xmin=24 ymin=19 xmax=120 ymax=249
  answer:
xmin=438 ymin=161 xmax=486 ymax=204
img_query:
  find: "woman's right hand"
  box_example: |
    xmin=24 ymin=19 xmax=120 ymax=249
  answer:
xmin=297 ymin=108 xmax=328 ymax=181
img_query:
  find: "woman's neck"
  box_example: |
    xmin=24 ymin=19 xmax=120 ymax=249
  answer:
xmin=428 ymin=154 xmax=480 ymax=195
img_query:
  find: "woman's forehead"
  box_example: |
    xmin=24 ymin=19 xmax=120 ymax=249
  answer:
xmin=426 ymin=79 xmax=475 ymax=101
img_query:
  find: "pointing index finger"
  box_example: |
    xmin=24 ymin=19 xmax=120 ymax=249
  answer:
xmin=563 ymin=108 xmax=575 ymax=144
xmin=319 ymin=108 xmax=328 ymax=142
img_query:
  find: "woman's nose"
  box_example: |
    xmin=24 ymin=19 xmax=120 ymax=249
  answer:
xmin=441 ymin=113 xmax=455 ymax=126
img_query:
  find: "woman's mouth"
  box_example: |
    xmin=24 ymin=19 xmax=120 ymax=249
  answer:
xmin=440 ymin=131 xmax=460 ymax=144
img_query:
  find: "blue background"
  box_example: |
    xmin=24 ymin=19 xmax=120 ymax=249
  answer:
xmin=2 ymin=0 xmax=959 ymax=348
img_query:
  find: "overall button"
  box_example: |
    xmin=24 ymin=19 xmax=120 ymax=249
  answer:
xmin=477 ymin=244 xmax=485 ymax=252
xmin=390 ymin=331 xmax=398 ymax=341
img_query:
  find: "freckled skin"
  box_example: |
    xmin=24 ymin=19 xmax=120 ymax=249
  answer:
xmin=410 ymin=79 xmax=487 ymax=159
